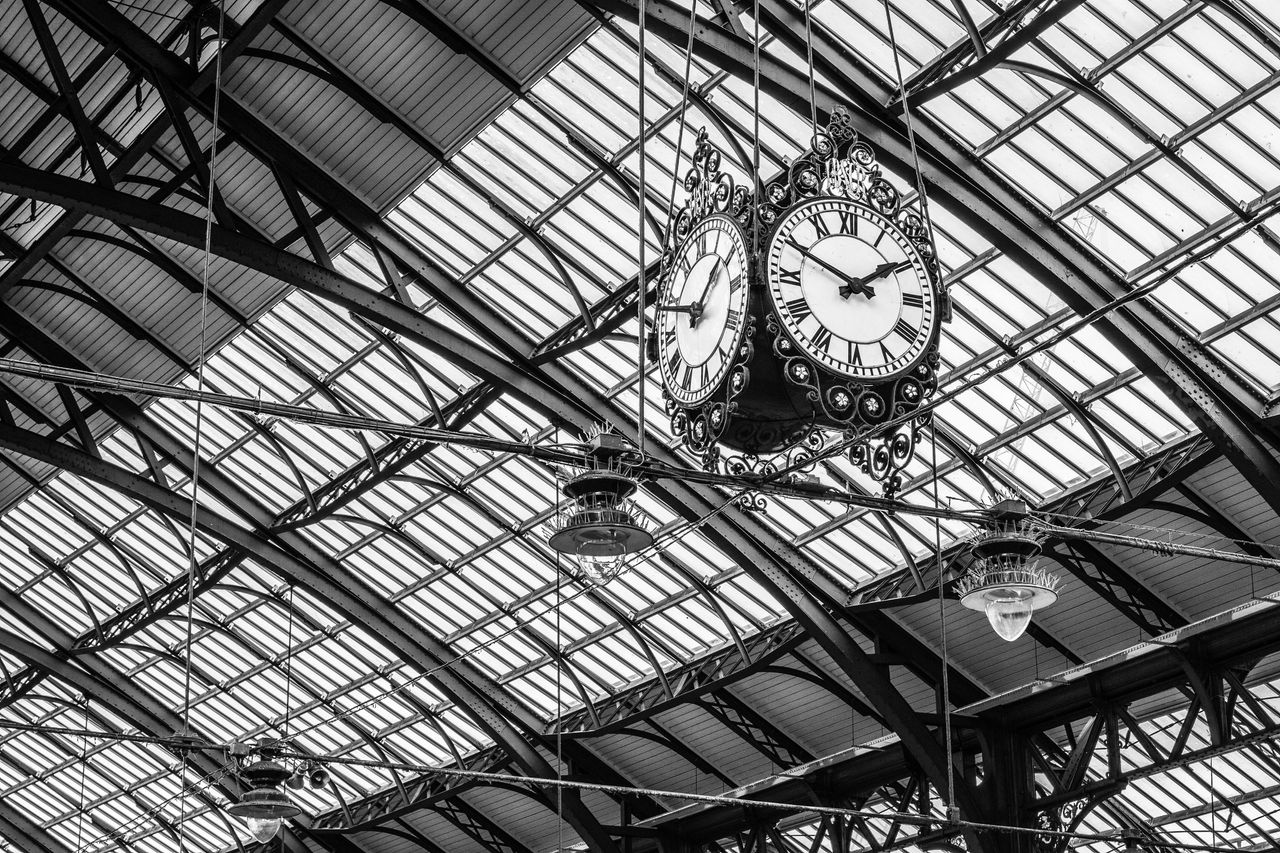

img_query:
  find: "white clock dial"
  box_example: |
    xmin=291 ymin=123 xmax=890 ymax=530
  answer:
xmin=767 ymin=198 xmax=937 ymax=380
xmin=657 ymin=215 xmax=749 ymax=406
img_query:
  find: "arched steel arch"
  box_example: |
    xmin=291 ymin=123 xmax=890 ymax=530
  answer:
xmin=0 ymin=0 xmax=993 ymax=830
xmin=0 ymin=155 xmax=988 ymax=848
xmin=0 ymin=411 xmax=621 ymax=853
xmin=591 ymin=0 xmax=1280 ymax=524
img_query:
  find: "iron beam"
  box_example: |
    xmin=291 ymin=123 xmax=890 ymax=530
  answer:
xmin=0 ymin=411 xmax=620 ymax=853
xmin=0 ymin=18 xmax=986 ymax=838
xmin=0 ymin=802 xmax=74 ymax=853
xmin=593 ymin=0 xmax=1280 ymax=525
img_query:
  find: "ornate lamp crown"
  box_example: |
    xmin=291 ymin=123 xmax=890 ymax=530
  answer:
xmin=227 ymin=757 xmax=302 ymax=842
xmin=546 ymin=433 xmax=653 ymax=584
xmin=957 ymin=498 xmax=1060 ymax=642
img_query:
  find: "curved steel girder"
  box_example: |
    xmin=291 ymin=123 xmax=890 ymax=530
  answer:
xmin=0 ymin=618 xmax=236 ymax=828
xmin=0 ymin=804 xmax=72 ymax=853
xmin=0 ymin=421 xmax=618 ymax=853
xmin=599 ymin=0 xmax=1280 ymax=524
xmin=0 ymin=147 xmax=981 ymax=846
xmin=21 ymin=3 xmax=980 ymax=838
xmin=0 ymin=163 xmax=583 ymax=422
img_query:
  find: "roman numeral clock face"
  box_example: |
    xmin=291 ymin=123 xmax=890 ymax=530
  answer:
xmin=766 ymin=198 xmax=938 ymax=381
xmin=657 ymin=215 xmax=749 ymax=407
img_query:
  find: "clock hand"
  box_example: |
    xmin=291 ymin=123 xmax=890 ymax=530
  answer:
xmin=838 ymin=259 xmax=913 ymax=299
xmin=686 ymin=256 xmax=724 ymax=327
xmin=789 ymin=242 xmax=877 ymax=299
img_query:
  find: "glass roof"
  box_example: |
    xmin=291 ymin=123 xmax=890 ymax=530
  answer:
xmin=3 ymin=1 xmax=1280 ymax=852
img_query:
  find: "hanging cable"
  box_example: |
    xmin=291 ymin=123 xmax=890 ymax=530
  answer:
xmin=752 ymin=0 xmax=762 ymax=254
xmin=73 ymin=700 xmax=89 ymax=853
xmin=802 ymin=0 xmax=819 ymax=146
xmin=932 ymin=432 xmax=957 ymax=821
xmin=636 ymin=0 xmax=650 ymax=458
xmin=662 ymin=0 xmax=699 ymax=249
xmin=179 ymin=2 xmax=227 ymax=850
xmin=553 ymin=430 xmax=565 ymax=852
xmin=282 ymin=585 xmax=296 ymax=742
xmin=882 ymin=0 xmax=939 ymax=257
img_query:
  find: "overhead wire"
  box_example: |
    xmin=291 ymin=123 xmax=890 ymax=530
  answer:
xmin=662 ymin=0 xmax=699 ymax=244
xmin=71 ymin=755 xmax=240 ymax=853
xmin=249 ymin=746 xmax=1279 ymax=853
xmin=8 ymin=707 xmax=1259 ymax=853
xmin=802 ymin=0 xmax=819 ymax=145
xmin=73 ymin=701 xmax=89 ymax=853
xmin=553 ymin=427 xmax=564 ymax=852
xmin=242 ymin=486 xmax=748 ymax=748
xmin=178 ymin=2 xmax=227 ymax=851
xmin=636 ymin=0 xmax=649 ymax=458
xmin=1032 ymin=507 xmax=1280 ymax=556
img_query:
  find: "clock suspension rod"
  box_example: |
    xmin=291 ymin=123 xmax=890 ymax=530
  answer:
xmin=883 ymin=0 xmax=940 ymax=260
xmin=751 ymin=0 xmax=762 ymax=254
xmin=661 ymin=0 xmax=698 ymax=244
xmin=802 ymin=0 xmax=819 ymax=149
xmin=636 ymin=0 xmax=650 ymax=458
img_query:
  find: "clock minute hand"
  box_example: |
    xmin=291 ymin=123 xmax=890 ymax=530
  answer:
xmin=790 ymin=242 xmax=877 ymax=299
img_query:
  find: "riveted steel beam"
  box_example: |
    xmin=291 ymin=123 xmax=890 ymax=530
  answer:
xmin=593 ymin=0 xmax=1280 ymax=525
xmin=1 ymin=6 xmax=986 ymax=839
xmin=0 ymin=803 xmax=73 ymax=853
xmin=0 ymin=408 xmax=619 ymax=852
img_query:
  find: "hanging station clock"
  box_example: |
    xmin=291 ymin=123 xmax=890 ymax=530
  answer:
xmin=766 ymin=197 xmax=938 ymax=385
xmin=655 ymin=110 xmax=949 ymax=497
xmin=656 ymin=214 xmax=749 ymax=408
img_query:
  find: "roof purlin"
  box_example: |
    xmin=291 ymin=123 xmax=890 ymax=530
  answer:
xmin=14 ymin=6 xmax=997 ymax=847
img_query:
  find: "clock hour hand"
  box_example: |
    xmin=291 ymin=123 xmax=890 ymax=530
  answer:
xmin=660 ymin=256 xmax=723 ymax=327
xmin=838 ymin=259 xmax=912 ymax=299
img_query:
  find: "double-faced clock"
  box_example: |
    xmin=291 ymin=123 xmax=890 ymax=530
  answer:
xmin=766 ymin=197 xmax=939 ymax=390
xmin=655 ymin=114 xmax=948 ymax=497
xmin=656 ymin=214 xmax=749 ymax=407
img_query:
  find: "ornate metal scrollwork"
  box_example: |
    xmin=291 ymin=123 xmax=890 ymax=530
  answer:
xmin=757 ymin=106 xmax=944 ymax=302
xmin=666 ymin=128 xmax=752 ymax=256
xmin=665 ymin=314 xmax=757 ymax=471
xmin=657 ymin=111 xmax=950 ymax=498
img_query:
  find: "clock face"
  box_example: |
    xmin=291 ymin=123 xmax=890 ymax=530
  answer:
xmin=657 ymin=215 xmax=749 ymax=407
xmin=766 ymin=198 xmax=938 ymax=381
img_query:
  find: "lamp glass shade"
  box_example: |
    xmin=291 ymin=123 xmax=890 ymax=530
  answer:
xmin=246 ymin=817 xmax=281 ymax=843
xmin=984 ymin=594 xmax=1036 ymax=642
xmin=578 ymin=553 xmax=625 ymax=585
